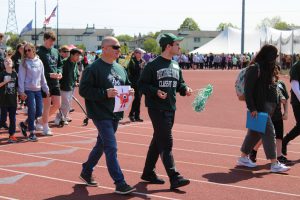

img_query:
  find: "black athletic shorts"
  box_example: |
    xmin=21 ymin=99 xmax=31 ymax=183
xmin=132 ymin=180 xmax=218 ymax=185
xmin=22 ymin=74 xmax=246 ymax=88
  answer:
xmin=42 ymin=86 xmax=61 ymax=98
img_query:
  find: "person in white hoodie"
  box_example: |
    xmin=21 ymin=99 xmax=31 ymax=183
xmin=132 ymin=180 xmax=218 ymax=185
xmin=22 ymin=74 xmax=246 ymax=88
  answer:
xmin=18 ymin=43 xmax=49 ymax=141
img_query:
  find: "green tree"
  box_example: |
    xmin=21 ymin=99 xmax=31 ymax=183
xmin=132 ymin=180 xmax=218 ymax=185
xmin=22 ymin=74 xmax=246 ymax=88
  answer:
xmin=216 ymin=22 xmax=238 ymax=31
xmin=257 ymin=16 xmax=292 ymax=30
xmin=116 ymin=34 xmax=133 ymax=42
xmin=179 ymin=17 xmax=200 ymax=31
xmin=143 ymin=38 xmax=158 ymax=53
xmin=6 ymin=32 xmax=24 ymax=50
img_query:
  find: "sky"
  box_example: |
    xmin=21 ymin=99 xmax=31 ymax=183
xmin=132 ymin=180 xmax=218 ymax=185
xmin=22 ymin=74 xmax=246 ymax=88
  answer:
xmin=0 ymin=0 xmax=299 ymax=36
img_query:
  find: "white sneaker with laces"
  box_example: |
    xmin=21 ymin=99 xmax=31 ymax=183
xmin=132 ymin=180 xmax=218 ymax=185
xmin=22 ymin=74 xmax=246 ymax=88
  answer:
xmin=271 ymin=162 xmax=290 ymax=173
xmin=35 ymin=123 xmax=44 ymax=131
xmin=42 ymin=125 xmax=53 ymax=136
xmin=237 ymin=156 xmax=257 ymax=168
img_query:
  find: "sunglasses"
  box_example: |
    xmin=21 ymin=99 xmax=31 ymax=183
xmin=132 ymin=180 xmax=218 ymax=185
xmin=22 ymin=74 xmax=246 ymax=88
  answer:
xmin=110 ymin=45 xmax=121 ymax=50
xmin=24 ymin=49 xmax=32 ymax=53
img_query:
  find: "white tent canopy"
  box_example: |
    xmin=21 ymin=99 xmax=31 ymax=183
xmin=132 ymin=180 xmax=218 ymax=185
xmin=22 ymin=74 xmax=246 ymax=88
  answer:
xmin=190 ymin=27 xmax=260 ymax=54
xmin=260 ymin=27 xmax=300 ymax=54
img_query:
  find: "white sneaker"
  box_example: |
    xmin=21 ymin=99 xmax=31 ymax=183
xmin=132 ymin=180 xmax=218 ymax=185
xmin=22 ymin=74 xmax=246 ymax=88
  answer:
xmin=237 ymin=156 xmax=257 ymax=168
xmin=35 ymin=123 xmax=44 ymax=131
xmin=271 ymin=162 xmax=290 ymax=173
xmin=42 ymin=126 xmax=53 ymax=136
xmin=63 ymin=120 xmax=69 ymax=125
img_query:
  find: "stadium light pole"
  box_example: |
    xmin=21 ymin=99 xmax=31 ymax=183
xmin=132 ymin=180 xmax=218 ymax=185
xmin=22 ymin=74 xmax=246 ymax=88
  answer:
xmin=241 ymin=0 xmax=245 ymax=54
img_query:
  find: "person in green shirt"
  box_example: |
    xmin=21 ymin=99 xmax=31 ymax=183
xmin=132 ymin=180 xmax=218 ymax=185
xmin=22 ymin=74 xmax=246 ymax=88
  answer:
xmin=79 ymin=36 xmax=135 ymax=195
xmin=139 ymin=33 xmax=193 ymax=190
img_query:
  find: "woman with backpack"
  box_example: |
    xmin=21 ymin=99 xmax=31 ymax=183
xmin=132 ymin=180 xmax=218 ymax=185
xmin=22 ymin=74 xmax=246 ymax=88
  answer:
xmin=237 ymin=44 xmax=290 ymax=173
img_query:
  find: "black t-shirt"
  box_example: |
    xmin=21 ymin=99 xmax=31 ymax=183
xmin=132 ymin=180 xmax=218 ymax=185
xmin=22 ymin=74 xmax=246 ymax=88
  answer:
xmin=0 ymin=71 xmax=18 ymax=107
xmin=289 ymin=61 xmax=300 ymax=105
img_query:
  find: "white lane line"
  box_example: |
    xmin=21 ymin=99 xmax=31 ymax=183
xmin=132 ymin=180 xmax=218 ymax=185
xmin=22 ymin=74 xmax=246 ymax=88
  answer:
xmin=0 ymin=150 xmax=300 ymax=198
xmin=0 ymin=167 xmax=180 ymax=200
xmin=0 ymin=196 xmax=19 ymax=200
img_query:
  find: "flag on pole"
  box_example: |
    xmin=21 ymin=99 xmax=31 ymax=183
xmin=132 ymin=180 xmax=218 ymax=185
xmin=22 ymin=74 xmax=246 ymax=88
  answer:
xmin=19 ymin=20 xmax=33 ymax=36
xmin=43 ymin=5 xmax=57 ymax=25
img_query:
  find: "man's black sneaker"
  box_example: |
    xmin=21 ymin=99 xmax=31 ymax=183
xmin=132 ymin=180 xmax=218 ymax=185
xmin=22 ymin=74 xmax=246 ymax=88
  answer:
xmin=141 ymin=173 xmax=165 ymax=184
xmin=135 ymin=118 xmax=144 ymax=122
xmin=129 ymin=116 xmax=135 ymax=122
xmin=277 ymin=155 xmax=292 ymax=164
xmin=27 ymin=134 xmax=38 ymax=142
xmin=115 ymin=183 xmax=135 ymax=195
xmin=170 ymin=176 xmax=190 ymax=189
xmin=0 ymin=123 xmax=9 ymax=130
xmin=79 ymin=172 xmax=98 ymax=187
xmin=249 ymin=149 xmax=257 ymax=163
xmin=18 ymin=122 xmax=28 ymax=137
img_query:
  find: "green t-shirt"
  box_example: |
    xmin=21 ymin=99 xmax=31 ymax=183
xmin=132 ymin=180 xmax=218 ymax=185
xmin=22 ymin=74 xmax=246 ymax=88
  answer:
xmin=0 ymin=71 xmax=18 ymax=107
xmin=79 ymin=58 xmax=131 ymax=121
xmin=139 ymin=56 xmax=187 ymax=111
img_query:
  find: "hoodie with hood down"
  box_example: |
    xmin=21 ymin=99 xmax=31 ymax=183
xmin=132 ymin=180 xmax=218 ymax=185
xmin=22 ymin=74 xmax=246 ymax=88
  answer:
xmin=18 ymin=56 xmax=49 ymax=94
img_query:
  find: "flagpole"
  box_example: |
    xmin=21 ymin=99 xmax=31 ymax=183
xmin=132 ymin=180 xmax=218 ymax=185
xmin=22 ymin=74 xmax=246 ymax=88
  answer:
xmin=56 ymin=0 xmax=59 ymax=48
xmin=35 ymin=0 xmax=37 ymax=46
xmin=44 ymin=0 xmax=46 ymax=31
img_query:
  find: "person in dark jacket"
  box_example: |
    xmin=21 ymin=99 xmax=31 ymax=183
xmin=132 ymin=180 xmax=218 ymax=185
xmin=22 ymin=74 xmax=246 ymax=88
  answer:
xmin=127 ymin=48 xmax=145 ymax=122
xmin=54 ymin=48 xmax=81 ymax=125
xmin=237 ymin=44 xmax=290 ymax=173
xmin=79 ymin=36 xmax=135 ymax=195
xmin=139 ymin=33 xmax=193 ymax=190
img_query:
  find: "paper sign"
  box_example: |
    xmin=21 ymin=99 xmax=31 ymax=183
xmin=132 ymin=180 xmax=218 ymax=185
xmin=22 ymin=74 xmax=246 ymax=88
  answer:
xmin=113 ymin=85 xmax=133 ymax=113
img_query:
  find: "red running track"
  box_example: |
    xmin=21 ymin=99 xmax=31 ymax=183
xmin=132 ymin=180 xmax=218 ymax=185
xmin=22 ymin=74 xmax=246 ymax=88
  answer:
xmin=0 ymin=70 xmax=300 ymax=200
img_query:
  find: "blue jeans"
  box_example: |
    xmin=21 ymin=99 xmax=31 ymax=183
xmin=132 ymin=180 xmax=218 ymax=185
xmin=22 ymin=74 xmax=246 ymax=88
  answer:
xmin=25 ymin=91 xmax=43 ymax=132
xmin=0 ymin=106 xmax=16 ymax=135
xmin=82 ymin=119 xmax=125 ymax=186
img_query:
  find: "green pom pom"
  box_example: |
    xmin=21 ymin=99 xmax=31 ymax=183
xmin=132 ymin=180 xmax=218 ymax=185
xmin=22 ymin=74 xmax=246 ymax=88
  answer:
xmin=192 ymin=84 xmax=213 ymax=112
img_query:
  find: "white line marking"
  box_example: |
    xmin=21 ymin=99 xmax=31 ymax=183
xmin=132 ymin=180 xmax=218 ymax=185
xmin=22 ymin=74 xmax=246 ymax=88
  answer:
xmin=0 ymin=167 xmax=180 ymax=200
xmin=0 ymin=196 xmax=19 ymax=200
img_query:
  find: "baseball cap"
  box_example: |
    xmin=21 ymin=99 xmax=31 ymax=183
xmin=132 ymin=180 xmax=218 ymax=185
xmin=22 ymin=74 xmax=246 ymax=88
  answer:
xmin=70 ymin=48 xmax=82 ymax=55
xmin=159 ymin=33 xmax=184 ymax=47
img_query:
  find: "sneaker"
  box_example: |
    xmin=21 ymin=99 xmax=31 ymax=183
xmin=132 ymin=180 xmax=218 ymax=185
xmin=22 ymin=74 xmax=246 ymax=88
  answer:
xmin=271 ymin=161 xmax=290 ymax=173
xmin=277 ymin=155 xmax=292 ymax=164
xmin=35 ymin=123 xmax=44 ymax=131
xmin=170 ymin=176 xmax=190 ymax=189
xmin=79 ymin=172 xmax=98 ymax=187
xmin=129 ymin=116 xmax=135 ymax=122
xmin=18 ymin=122 xmax=28 ymax=137
xmin=249 ymin=150 xmax=257 ymax=163
xmin=27 ymin=134 xmax=38 ymax=142
xmin=69 ymin=108 xmax=75 ymax=113
xmin=237 ymin=156 xmax=257 ymax=168
xmin=64 ymin=120 xmax=69 ymax=125
xmin=141 ymin=173 xmax=165 ymax=184
xmin=115 ymin=183 xmax=135 ymax=195
xmin=135 ymin=118 xmax=144 ymax=122
xmin=42 ymin=126 xmax=53 ymax=136
xmin=8 ymin=136 xmax=18 ymax=143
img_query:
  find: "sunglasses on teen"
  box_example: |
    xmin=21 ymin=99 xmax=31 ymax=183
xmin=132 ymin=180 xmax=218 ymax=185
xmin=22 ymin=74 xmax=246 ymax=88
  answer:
xmin=24 ymin=49 xmax=32 ymax=53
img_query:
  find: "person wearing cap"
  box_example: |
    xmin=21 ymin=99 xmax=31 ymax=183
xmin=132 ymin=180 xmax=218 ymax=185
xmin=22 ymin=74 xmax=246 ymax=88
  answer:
xmin=59 ymin=45 xmax=70 ymax=59
xmin=54 ymin=48 xmax=81 ymax=125
xmin=127 ymin=48 xmax=146 ymax=122
xmin=139 ymin=33 xmax=192 ymax=189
